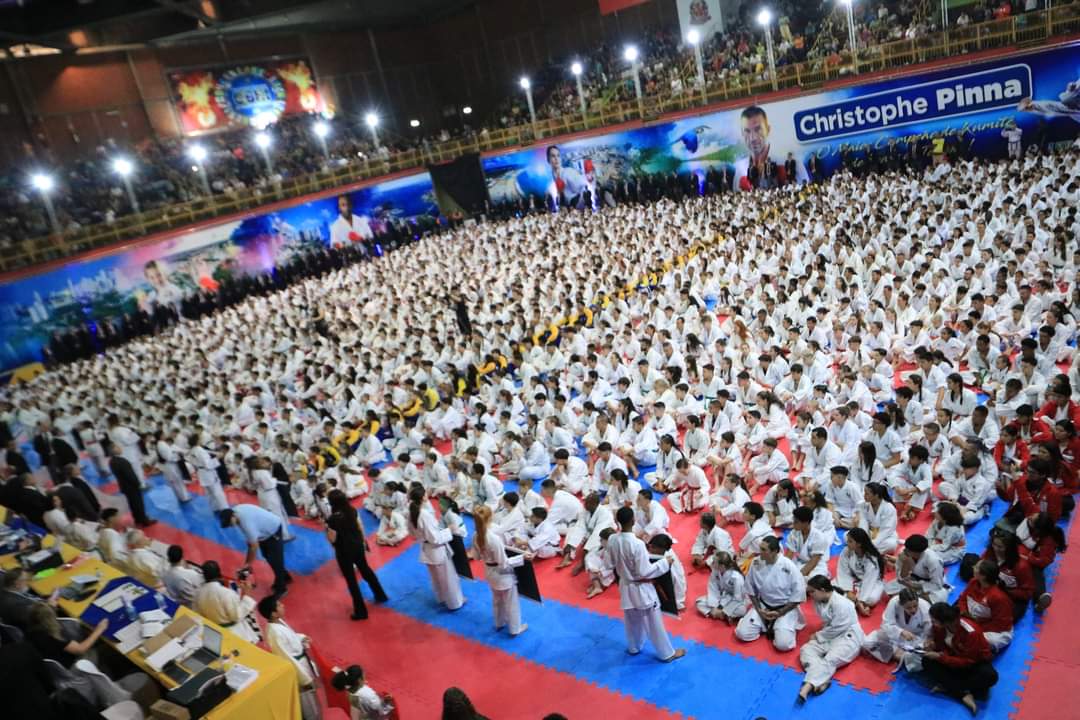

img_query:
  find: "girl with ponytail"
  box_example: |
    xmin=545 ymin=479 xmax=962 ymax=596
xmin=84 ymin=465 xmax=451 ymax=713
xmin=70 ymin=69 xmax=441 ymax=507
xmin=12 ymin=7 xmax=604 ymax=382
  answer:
xmin=471 ymin=505 xmax=527 ymax=636
xmin=407 ymin=485 xmax=465 ymax=610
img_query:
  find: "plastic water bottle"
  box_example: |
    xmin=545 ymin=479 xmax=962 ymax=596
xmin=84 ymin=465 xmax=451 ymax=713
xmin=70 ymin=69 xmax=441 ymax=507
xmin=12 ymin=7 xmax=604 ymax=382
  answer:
xmin=155 ymin=592 xmax=167 ymax=611
xmin=122 ymin=594 xmax=137 ymax=623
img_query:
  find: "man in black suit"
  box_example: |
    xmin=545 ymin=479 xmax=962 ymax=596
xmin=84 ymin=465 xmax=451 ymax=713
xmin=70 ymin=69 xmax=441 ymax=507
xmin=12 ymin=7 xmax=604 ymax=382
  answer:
xmin=3 ymin=474 xmax=49 ymax=527
xmin=4 ymin=439 xmax=30 ymax=477
xmin=55 ymin=467 xmax=99 ymax=522
xmin=107 ymin=442 xmax=156 ymax=528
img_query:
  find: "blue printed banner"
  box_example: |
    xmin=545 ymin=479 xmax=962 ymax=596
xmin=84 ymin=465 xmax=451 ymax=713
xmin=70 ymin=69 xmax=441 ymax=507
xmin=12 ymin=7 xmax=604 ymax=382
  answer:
xmin=794 ymin=64 xmax=1032 ymax=142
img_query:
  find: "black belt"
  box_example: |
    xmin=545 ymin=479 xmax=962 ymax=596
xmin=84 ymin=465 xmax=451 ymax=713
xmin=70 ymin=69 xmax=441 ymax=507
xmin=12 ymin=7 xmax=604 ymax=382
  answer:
xmin=761 ymin=601 xmax=787 ymax=611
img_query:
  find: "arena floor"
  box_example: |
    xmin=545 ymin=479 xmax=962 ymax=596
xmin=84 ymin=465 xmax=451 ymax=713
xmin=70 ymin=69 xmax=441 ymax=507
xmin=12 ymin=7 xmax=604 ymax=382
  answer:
xmin=73 ymin=448 xmax=1078 ymax=720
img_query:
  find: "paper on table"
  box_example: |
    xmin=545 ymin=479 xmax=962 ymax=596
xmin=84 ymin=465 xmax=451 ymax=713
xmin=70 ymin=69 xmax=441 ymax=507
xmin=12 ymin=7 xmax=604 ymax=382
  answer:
xmin=141 ymin=621 xmax=165 ymax=638
xmin=146 ymin=638 xmax=186 ymax=671
xmin=139 ymin=609 xmax=170 ymax=624
xmin=114 ymin=621 xmax=144 ymax=654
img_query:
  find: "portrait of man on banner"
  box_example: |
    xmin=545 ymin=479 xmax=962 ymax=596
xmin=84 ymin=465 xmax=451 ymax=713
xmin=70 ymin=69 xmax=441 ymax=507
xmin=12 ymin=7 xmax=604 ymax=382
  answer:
xmin=733 ymin=105 xmax=807 ymax=191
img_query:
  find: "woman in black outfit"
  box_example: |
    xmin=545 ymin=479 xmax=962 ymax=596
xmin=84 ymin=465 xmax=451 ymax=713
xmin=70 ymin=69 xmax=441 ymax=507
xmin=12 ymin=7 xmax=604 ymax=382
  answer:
xmin=326 ymin=489 xmax=389 ymax=620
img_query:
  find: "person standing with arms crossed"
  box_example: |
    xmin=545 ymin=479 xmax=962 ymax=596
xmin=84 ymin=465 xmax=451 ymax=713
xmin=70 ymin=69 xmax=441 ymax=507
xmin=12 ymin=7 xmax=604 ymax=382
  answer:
xmin=107 ymin=441 xmax=156 ymax=527
xmin=325 ymin=489 xmax=389 ymax=620
xmin=606 ymin=506 xmax=686 ymax=662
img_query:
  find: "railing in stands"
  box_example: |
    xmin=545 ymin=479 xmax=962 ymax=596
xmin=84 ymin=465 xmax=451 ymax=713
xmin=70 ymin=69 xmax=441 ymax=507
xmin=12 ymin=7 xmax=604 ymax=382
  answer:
xmin=2 ymin=4 xmax=1078 ymax=275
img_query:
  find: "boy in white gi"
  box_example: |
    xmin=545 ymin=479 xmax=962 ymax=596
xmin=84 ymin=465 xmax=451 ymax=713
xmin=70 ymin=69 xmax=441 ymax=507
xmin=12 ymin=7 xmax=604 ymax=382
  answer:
xmin=606 ymin=506 xmax=686 ymax=662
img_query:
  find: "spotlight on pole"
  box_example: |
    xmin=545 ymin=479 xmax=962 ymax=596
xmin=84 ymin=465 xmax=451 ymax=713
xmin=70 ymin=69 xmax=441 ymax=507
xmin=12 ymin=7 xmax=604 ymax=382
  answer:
xmin=623 ymin=45 xmax=639 ymax=63
xmin=757 ymin=8 xmax=772 ymax=26
xmin=31 ymin=173 xmax=54 ymax=192
xmin=112 ymin=157 xmax=134 ymax=176
xmin=409 ymin=119 xmax=420 ymax=128
xmin=571 ymin=61 xmax=583 ymax=76
xmin=364 ymin=112 xmax=379 ymax=128
xmin=687 ymin=28 xmax=700 ymax=45
xmin=519 ymin=76 xmax=530 ymax=90
xmin=187 ymin=145 xmax=208 ymax=162
xmin=462 ymin=106 xmax=473 ymax=115
xmin=313 ymin=120 xmax=330 ymax=139
xmin=254 ymin=132 xmax=271 ymax=150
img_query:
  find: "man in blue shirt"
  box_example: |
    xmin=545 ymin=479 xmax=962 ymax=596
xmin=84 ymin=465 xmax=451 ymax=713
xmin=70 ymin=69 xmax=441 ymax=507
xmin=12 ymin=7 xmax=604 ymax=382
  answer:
xmin=220 ymin=504 xmax=292 ymax=597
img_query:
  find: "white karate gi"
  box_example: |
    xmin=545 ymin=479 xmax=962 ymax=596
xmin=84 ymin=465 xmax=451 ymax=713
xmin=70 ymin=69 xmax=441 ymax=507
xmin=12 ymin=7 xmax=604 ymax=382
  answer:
xmin=862 ymin=595 xmax=932 ymax=667
xmin=156 ymin=440 xmax=191 ymax=503
xmin=690 ymin=525 xmax=734 ymax=559
xmin=253 ymin=468 xmax=293 ymax=540
xmin=800 ymin=592 xmax=864 ymax=688
xmin=409 ymin=504 xmax=464 ymax=610
xmin=749 ymin=448 xmax=790 ymax=486
xmin=189 ymin=446 xmax=228 ymax=512
xmin=376 ymin=510 xmax=408 ymax=545
xmin=883 ymin=549 xmax=950 ymax=603
xmin=265 ymin=620 xmax=321 ymax=720
xmin=607 ymin=531 xmax=678 ymax=660
xmin=835 ymin=548 xmax=885 ymax=606
xmin=736 ymin=554 xmax=807 ymax=651
xmin=524 ymin=518 xmax=562 ymax=558
xmin=477 ymin=529 xmax=525 ymax=634
xmin=552 ymin=456 xmax=590 ymax=495
xmin=633 ymin=500 xmax=670 ymax=539
xmin=163 ymin=563 xmax=204 ymax=606
xmin=667 ymin=465 xmax=710 ymax=513
xmin=696 ymin=566 xmax=749 ymax=618
xmin=785 ymin=526 xmax=833 ymax=579
xmin=547 ymin=490 xmax=583 ymax=535
xmin=857 ymin=500 xmax=899 ymax=554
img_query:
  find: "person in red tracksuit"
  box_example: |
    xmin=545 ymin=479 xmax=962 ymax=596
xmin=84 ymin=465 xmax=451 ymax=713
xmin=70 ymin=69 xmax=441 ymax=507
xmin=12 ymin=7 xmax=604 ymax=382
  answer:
xmin=1020 ymin=512 xmax=1067 ymax=613
xmin=997 ymin=459 xmax=1063 ymax=526
xmin=957 ymin=560 xmax=1014 ymax=653
xmin=992 ymin=425 xmax=1029 ymax=477
xmin=1011 ymin=406 xmax=1053 ymax=445
xmin=921 ymin=602 xmax=999 ymax=715
xmin=982 ymin=532 xmax=1035 ymax=620
xmin=1036 ymin=387 xmax=1080 ymax=428
xmin=1050 ymin=419 xmax=1080 ymax=493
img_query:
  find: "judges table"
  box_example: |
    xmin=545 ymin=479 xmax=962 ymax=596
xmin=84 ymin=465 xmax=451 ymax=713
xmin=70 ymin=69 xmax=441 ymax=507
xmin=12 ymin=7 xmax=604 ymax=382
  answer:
xmin=1 ymin=529 xmax=301 ymax=720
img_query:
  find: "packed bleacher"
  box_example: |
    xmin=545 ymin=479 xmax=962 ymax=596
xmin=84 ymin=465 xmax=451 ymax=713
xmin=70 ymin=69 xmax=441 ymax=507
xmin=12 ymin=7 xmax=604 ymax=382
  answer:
xmin=2 ymin=0 xmax=1073 ymax=257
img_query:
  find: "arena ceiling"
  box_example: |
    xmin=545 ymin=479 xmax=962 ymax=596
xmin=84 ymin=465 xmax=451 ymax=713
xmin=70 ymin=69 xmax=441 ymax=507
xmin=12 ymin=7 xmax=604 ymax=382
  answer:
xmin=0 ymin=0 xmax=476 ymax=55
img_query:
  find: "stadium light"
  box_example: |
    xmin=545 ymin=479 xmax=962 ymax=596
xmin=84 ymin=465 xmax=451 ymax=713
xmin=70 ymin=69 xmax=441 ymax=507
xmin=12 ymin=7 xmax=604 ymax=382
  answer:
xmin=111 ymin=157 xmax=140 ymax=214
xmin=312 ymin=120 xmax=330 ymax=161
xmin=409 ymin=119 xmax=421 ymax=128
xmin=624 ymin=45 xmax=643 ymax=104
xmin=30 ymin=172 xmax=61 ymax=236
xmin=187 ymin=145 xmax=211 ymax=196
xmin=757 ymin=9 xmax=778 ymax=91
xmin=571 ymin=61 xmax=587 ymax=117
xmin=254 ymin=131 xmax=274 ymax=175
xmin=31 ymin=173 xmax=55 ymax=192
xmin=364 ymin=112 xmax=380 ymax=147
xmin=462 ymin=106 xmax=473 ymax=115
xmin=687 ymin=29 xmax=705 ymax=96
xmin=519 ymin=77 xmax=537 ymax=133
xmin=838 ymin=0 xmax=858 ymax=68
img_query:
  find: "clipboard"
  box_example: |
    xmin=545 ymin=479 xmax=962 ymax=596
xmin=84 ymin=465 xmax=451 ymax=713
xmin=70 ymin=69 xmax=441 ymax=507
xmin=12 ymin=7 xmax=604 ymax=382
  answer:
xmin=448 ymin=535 xmax=473 ymax=580
xmin=506 ymin=547 xmax=542 ymax=603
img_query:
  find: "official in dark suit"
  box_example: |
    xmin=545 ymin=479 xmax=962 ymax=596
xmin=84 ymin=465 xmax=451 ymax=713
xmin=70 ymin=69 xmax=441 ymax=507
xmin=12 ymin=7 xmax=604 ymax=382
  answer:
xmin=63 ymin=465 xmax=101 ymax=519
xmin=107 ymin=443 xmax=156 ymax=528
xmin=54 ymin=470 xmax=99 ymax=523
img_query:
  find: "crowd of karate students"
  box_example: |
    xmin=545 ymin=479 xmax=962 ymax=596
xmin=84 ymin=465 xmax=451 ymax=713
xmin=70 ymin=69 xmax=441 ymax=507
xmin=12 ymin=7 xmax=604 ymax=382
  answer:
xmin=3 ymin=141 xmax=1079 ymax=715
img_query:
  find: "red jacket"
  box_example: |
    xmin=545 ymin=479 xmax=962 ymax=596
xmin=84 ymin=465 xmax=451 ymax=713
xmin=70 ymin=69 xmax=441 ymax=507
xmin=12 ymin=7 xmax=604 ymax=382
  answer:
xmin=1001 ymin=478 xmax=1064 ymax=523
xmin=931 ymin=618 xmax=993 ymax=667
xmin=993 ymin=438 xmax=1030 ymax=472
xmin=958 ymin=580 xmax=1014 ymax=633
xmin=1012 ymin=418 xmax=1053 ymax=445
xmin=1021 ymin=534 xmax=1060 ymax=570
xmin=1037 ymin=399 xmax=1080 ymax=429
xmin=982 ymin=550 xmax=1035 ymax=603
xmin=1055 ymin=437 xmax=1080 ymax=492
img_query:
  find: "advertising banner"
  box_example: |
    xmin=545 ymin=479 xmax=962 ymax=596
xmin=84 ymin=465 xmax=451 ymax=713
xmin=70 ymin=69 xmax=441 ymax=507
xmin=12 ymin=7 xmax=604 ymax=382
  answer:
xmin=0 ymin=173 xmax=438 ymax=369
xmin=677 ymin=0 xmax=725 ymax=42
xmin=483 ymin=41 xmax=1080 ymax=205
xmin=167 ymin=57 xmax=323 ymax=135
